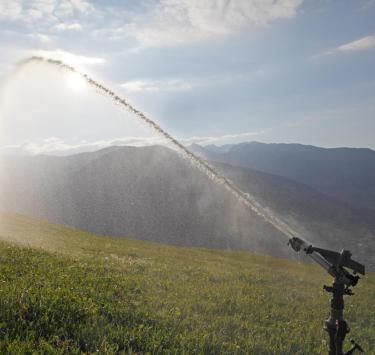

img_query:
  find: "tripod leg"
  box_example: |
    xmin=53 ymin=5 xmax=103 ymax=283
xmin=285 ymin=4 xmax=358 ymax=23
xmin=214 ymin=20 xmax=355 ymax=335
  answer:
xmin=345 ymin=340 xmax=364 ymax=355
xmin=324 ymin=319 xmax=337 ymax=355
xmin=335 ymin=320 xmax=348 ymax=355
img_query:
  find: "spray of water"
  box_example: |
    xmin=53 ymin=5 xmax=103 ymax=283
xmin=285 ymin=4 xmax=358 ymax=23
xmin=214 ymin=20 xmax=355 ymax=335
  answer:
xmin=15 ymin=56 xmax=299 ymax=240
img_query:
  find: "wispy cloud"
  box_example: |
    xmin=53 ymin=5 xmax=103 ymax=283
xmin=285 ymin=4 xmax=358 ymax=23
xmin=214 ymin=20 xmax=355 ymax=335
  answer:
xmin=1 ymin=1 xmax=303 ymax=50
xmin=0 ymin=0 xmax=23 ymax=21
xmin=55 ymin=23 xmax=83 ymax=31
xmin=0 ymin=0 xmax=94 ymax=26
xmin=323 ymin=34 xmax=375 ymax=56
xmin=28 ymin=0 xmax=94 ymax=19
xmin=121 ymin=79 xmax=192 ymax=92
xmin=180 ymin=130 xmax=269 ymax=145
xmin=99 ymin=0 xmax=304 ymax=48
xmin=0 ymin=137 xmax=169 ymax=156
xmin=37 ymin=34 xmax=53 ymax=43
xmin=335 ymin=35 xmax=375 ymax=52
xmin=0 ymin=137 xmax=161 ymax=156
xmin=0 ymin=130 xmax=268 ymax=156
xmin=121 ymin=70 xmax=268 ymax=93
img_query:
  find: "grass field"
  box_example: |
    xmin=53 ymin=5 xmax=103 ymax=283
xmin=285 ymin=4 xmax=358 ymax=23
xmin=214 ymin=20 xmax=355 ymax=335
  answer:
xmin=0 ymin=212 xmax=374 ymax=354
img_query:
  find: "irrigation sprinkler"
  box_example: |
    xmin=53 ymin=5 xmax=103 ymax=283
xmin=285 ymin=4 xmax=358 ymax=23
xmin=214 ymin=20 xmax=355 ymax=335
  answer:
xmin=15 ymin=57 xmax=367 ymax=352
xmin=288 ymin=237 xmax=365 ymax=355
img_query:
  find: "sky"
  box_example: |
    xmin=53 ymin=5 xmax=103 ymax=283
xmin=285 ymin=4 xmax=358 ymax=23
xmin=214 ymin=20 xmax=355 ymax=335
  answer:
xmin=0 ymin=0 xmax=374 ymax=155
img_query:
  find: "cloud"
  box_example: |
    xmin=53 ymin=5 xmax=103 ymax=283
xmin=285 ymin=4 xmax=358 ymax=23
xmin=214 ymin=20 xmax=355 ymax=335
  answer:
xmin=336 ymin=35 xmax=375 ymax=52
xmin=101 ymin=0 xmax=304 ymax=48
xmin=32 ymin=49 xmax=106 ymax=66
xmin=0 ymin=137 xmax=169 ymax=156
xmin=0 ymin=130 xmax=268 ymax=156
xmin=28 ymin=33 xmax=52 ymax=43
xmin=121 ymin=79 xmax=193 ymax=92
xmin=121 ymin=70 xmax=267 ymax=92
xmin=55 ymin=23 xmax=83 ymax=31
xmin=0 ymin=0 xmax=94 ymax=25
xmin=69 ymin=0 xmax=94 ymax=14
xmin=1 ymin=1 xmax=303 ymax=50
xmin=323 ymin=34 xmax=375 ymax=56
xmin=180 ymin=130 xmax=269 ymax=145
xmin=26 ymin=0 xmax=94 ymax=19
xmin=0 ymin=0 xmax=22 ymax=21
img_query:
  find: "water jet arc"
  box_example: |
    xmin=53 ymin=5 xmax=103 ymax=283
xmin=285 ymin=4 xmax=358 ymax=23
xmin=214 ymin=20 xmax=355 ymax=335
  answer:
xmin=16 ymin=56 xmax=299 ymax=241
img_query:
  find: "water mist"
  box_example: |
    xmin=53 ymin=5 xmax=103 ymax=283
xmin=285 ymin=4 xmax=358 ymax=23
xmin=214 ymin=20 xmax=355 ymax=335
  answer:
xmin=15 ymin=56 xmax=299 ymax=241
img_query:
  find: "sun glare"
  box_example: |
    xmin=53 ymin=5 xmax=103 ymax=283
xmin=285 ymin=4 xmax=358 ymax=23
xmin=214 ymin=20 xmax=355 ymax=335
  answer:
xmin=66 ymin=72 xmax=86 ymax=91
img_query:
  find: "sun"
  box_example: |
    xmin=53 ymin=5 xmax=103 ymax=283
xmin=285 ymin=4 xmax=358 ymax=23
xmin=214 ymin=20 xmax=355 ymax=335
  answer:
xmin=66 ymin=72 xmax=86 ymax=91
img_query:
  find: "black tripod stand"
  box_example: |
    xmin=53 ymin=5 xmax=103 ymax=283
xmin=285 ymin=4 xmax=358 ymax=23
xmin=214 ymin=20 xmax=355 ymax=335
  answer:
xmin=324 ymin=278 xmax=363 ymax=355
xmin=288 ymin=238 xmax=365 ymax=354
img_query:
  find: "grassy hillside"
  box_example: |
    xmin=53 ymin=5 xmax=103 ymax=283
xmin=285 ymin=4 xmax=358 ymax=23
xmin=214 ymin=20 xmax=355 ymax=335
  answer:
xmin=0 ymin=213 xmax=374 ymax=354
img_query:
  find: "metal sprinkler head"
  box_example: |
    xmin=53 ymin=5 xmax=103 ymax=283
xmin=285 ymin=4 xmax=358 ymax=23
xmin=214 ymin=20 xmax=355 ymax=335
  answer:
xmin=288 ymin=236 xmax=365 ymax=354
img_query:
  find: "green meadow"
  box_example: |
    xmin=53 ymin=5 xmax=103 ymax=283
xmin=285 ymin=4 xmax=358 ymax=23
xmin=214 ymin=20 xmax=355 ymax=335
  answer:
xmin=0 ymin=213 xmax=374 ymax=354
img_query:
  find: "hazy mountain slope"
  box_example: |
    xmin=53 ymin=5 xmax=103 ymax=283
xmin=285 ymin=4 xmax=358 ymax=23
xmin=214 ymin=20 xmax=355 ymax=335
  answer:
xmin=217 ymin=163 xmax=375 ymax=264
xmin=191 ymin=142 xmax=375 ymax=220
xmin=0 ymin=146 xmax=373 ymax=267
xmin=0 ymin=212 xmax=373 ymax=353
xmin=0 ymin=146 xmax=287 ymax=257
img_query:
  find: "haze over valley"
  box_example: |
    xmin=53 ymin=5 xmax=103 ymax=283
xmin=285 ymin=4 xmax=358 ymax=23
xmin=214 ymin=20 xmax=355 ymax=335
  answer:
xmin=1 ymin=143 xmax=374 ymax=268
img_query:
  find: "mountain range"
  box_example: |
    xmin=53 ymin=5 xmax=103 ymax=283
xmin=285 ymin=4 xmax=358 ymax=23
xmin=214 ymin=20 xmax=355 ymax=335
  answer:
xmin=190 ymin=142 xmax=375 ymax=223
xmin=0 ymin=144 xmax=374 ymax=268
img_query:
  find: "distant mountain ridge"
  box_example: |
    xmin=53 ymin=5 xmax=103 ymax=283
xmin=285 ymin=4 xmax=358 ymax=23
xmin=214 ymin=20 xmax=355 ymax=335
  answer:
xmin=0 ymin=145 xmax=374 ymax=268
xmin=190 ymin=142 xmax=375 ymax=222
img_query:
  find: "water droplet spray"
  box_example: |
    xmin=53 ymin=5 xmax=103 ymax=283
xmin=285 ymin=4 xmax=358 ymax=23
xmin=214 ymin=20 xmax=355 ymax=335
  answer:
xmin=15 ymin=56 xmax=299 ymax=240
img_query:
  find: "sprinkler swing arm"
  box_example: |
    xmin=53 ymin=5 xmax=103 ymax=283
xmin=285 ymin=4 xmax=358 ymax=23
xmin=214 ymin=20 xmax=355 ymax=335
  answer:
xmin=288 ymin=237 xmax=365 ymax=355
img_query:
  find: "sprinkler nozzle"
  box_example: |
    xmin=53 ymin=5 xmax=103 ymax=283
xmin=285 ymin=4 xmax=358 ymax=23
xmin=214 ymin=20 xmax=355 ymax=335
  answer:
xmin=288 ymin=237 xmax=309 ymax=252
